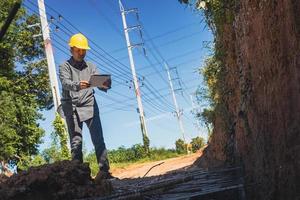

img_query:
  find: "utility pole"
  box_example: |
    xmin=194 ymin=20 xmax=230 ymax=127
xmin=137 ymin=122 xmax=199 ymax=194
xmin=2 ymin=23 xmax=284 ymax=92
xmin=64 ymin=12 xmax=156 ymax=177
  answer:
xmin=164 ymin=62 xmax=186 ymax=143
xmin=119 ymin=0 xmax=149 ymax=151
xmin=37 ymin=0 xmax=61 ymax=111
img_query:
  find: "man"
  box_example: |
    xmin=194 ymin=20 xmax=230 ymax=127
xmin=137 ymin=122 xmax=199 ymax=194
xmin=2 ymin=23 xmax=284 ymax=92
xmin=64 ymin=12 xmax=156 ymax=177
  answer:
xmin=59 ymin=33 xmax=113 ymax=179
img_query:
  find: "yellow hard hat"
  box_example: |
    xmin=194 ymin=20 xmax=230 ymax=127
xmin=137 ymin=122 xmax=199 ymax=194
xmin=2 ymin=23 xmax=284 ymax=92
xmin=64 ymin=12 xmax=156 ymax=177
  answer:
xmin=68 ymin=33 xmax=90 ymax=50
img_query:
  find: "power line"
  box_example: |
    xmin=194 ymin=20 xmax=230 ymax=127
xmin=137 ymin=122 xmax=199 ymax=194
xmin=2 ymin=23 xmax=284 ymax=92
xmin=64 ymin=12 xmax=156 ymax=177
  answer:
xmin=127 ymin=47 xmax=203 ymax=73
xmin=141 ymin=44 xmax=198 ymax=108
xmin=89 ymin=0 xmax=124 ymax=38
xmin=54 ymin=36 xmax=197 ymax=116
xmin=24 ymin=0 xmax=134 ymax=79
xmin=50 ymin=34 xmax=129 ymax=86
xmin=103 ymin=0 xmax=201 ymax=55
xmin=142 ymin=57 xmax=201 ymax=77
xmin=101 ymin=83 xmax=199 ymax=114
xmin=23 ymin=0 xmax=180 ymax=117
xmin=38 ymin=1 xmax=174 ymax=110
xmin=83 ymin=2 xmax=175 ymax=105
xmin=109 ymin=29 xmax=202 ymax=55
xmin=51 ymin=32 xmax=131 ymax=83
xmin=52 ymin=33 xmax=176 ymax=114
xmin=23 ymin=2 xmax=144 ymax=93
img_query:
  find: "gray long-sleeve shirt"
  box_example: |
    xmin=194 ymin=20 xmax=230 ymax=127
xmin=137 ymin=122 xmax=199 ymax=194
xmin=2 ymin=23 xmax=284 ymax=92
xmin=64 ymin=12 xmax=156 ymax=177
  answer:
xmin=59 ymin=57 xmax=100 ymax=122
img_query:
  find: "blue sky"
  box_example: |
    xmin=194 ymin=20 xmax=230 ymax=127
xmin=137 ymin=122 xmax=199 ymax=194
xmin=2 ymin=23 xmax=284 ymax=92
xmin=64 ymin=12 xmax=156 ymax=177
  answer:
xmin=23 ymin=0 xmax=213 ymax=152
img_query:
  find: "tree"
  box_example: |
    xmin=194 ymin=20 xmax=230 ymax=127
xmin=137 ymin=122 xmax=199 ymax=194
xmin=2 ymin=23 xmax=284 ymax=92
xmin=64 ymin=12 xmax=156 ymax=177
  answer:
xmin=0 ymin=1 xmax=52 ymax=170
xmin=175 ymin=139 xmax=186 ymax=154
xmin=190 ymin=136 xmax=205 ymax=152
xmin=52 ymin=113 xmax=70 ymax=160
xmin=38 ymin=115 xmax=71 ymax=166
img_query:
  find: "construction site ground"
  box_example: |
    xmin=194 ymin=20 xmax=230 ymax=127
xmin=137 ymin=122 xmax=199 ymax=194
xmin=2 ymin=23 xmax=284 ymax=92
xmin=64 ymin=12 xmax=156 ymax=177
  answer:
xmin=0 ymin=151 xmax=245 ymax=200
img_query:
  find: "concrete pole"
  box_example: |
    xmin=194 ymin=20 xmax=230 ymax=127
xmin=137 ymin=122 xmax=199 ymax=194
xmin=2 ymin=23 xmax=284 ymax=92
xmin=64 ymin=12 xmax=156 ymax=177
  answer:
xmin=37 ymin=0 xmax=61 ymax=111
xmin=119 ymin=0 xmax=149 ymax=145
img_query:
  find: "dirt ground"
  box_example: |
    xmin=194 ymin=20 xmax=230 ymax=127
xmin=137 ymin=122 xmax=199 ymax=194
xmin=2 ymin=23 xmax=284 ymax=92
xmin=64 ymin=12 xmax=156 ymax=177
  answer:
xmin=0 ymin=160 xmax=113 ymax=200
xmin=111 ymin=151 xmax=202 ymax=179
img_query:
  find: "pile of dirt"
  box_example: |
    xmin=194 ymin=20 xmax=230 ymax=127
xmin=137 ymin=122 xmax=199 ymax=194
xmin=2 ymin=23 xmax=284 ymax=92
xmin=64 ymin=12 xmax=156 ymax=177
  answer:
xmin=0 ymin=160 xmax=112 ymax=200
xmin=195 ymin=0 xmax=300 ymax=199
xmin=0 ymin=174 xmax=9 ymax=184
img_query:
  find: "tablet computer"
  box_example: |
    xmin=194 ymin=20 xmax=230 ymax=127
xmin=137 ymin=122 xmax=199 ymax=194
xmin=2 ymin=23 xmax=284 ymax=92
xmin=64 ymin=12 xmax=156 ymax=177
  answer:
xmin=89 ymin=74 xmax=111 ymax=87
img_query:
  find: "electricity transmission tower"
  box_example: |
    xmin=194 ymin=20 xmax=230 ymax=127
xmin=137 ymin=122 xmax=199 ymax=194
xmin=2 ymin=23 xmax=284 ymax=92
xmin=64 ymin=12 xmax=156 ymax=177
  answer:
xmin=119 ymin=0 xmax=149 ymax=152
xmin=164 ymin=63 xmax=186 ymax=143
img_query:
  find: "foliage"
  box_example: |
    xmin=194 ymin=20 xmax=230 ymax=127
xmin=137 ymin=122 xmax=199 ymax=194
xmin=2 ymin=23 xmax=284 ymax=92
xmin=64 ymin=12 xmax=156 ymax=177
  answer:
xmin=39 ymin=114 xmax=71 ymax=165
xmin=17 ymin=154 xmax=46 ymax=171
xmin=17 ymin=144 xmax=66 ymax=171
xmin=179 ymin=0 xmax=238 ymax=165
xmin=178 ymin=0 xmax=238 ymax=142
xmin=175 ymin=139 xmax=186 ymax=154
xmin=147 ymin=147 xmax=178 ymax=161
xmin=190 ymin=136 xmax=205 ymax=152
xmin=194 ymin=55 xmax=222 ymax=135
xmin=42 ymin=145 xmax=64 ymax=163
xmin=108 ymin=144 xmax=147 ymax=163
xmin=142 ymin=134 xmax=150 ymax=155
xmin=16 ymin=114 xmax=71 ymax=170
xmin=84 ymin=152 xmax=98 ymax=177
xmin=200 ymin=56 xmax=222 ymax=105
xmin=195 ymin=52 xmax=233 ymax=141
xmin=0 ymin=0 xmax=52 ymax=168
xmin=17 ymin=142 xmax=181 ymax=176
xmin=52 ymin=113 xmax=70 ymax=160
xmin=84 ymin=144 xmax=180 ymax=177
xmin=178 ymin=0 xmax=237 ymax=35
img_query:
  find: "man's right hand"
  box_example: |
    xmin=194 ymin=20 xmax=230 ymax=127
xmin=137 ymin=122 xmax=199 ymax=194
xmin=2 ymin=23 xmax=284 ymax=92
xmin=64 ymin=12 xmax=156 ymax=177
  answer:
xmin=79 ymin=80 xmax=90 ymax=89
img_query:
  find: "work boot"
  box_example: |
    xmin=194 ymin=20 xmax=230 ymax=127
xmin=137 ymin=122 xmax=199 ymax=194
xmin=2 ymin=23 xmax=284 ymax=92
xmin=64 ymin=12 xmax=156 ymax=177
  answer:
xmin=94 ymin=172 xmax=114 ymax=193
xmin=95 ymin=171 xmax=118 ymax=183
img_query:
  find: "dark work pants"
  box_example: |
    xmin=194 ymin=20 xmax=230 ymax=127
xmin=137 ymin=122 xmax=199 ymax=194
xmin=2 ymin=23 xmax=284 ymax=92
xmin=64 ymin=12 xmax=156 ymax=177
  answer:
xmin=65 ymin=110 xmax=110 ymax=172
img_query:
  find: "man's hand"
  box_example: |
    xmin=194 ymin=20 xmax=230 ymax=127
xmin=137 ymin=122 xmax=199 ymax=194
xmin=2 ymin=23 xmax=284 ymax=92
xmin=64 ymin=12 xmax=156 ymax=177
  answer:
xmin=79 ymin=80 xmax=90 ymax=89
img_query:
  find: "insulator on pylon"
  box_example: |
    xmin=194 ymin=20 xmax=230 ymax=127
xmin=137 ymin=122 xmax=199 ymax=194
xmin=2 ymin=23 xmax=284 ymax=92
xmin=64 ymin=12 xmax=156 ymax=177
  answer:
xmin=50 ymin=16 xmax=55 ymax=22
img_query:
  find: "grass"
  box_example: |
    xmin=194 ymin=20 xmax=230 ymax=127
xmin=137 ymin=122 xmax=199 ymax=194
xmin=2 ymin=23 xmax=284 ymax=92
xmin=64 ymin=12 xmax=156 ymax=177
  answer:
xmin=110 ymin=151 xmax=183 ymax=169
xmin=85 ymin=146 xmax=188 ymax=176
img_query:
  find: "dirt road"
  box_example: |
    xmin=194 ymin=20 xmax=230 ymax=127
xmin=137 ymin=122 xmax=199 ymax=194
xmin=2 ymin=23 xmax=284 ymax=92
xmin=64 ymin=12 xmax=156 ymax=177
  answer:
xmin=111 ymin=151 xmax=202 ymax=179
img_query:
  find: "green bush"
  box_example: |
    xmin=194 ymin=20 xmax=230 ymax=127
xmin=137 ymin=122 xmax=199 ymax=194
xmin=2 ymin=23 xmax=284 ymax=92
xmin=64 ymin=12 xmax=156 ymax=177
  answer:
xmin=108 ymin=146 xmax=136 ymax=163
xmin=175 ymin=139 xmax=186 ymax=154
xmin=190 ymin=136 xmax=205 ymax=152
xmin=84 ymin=143 xmax=181 ymax=176
xmin=84 ymin=152 xmax=98 ymax=177
xmin=18 ymin=143 xmax=183 ymax=175
xmin=132 ymin=144 xmax=147 ymax=160
xmin=149 ymin=147 xmax=178 ymax=160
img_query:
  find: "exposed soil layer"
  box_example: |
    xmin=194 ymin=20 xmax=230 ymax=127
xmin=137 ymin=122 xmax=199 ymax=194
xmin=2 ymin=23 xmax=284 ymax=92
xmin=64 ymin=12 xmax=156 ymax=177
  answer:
xmin=195 ymin=1 xmax=300 ymax=199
